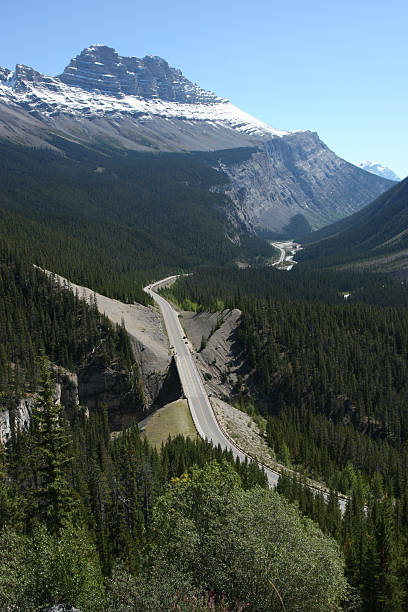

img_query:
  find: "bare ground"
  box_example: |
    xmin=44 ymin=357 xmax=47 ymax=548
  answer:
xmin=181 ymin=308 xmax=251 ymax=401
xmin=211 ymin=397 xmax=278 ymax=468
xmin=43 ymin=270 xmax=171 ymax=405
xmin=138 ymin=399 xmax=197 ymax=449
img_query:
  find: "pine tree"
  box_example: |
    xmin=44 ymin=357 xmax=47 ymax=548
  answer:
xmin=30 ymin=354 xmax=74 ymax=532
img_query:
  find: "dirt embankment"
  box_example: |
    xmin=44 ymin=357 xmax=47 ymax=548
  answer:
xmin=45 ymin=272 xmax=171 ymax=406
xmin=181 ymin=308 xmax=251 ymax=401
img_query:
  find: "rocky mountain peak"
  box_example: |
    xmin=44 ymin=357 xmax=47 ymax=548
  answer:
xmin=7 ymin=64 xmax=60 ymax=94
xmin=357 ymin=160 xmax=400 ymax=182
xmin=58 ymin=44 xmax=221 ymax=104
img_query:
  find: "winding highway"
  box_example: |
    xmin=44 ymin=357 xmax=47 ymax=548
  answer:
xmin=144 ymin=276 xmax=347 ymax=511
xmin=144 ymin=277 xmax=279 ymax=487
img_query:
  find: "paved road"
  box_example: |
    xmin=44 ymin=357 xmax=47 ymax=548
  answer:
xmin=144 ymin=277 xmax=280 ymax=487
xmin=271 ymin=242 xmax=287 ymax=266
xmin=144 ymin=276 xmax=347 ymax=511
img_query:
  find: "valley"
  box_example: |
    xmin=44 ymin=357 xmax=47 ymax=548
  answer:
xmin=0 ymin=40 xmax=407 ymax=612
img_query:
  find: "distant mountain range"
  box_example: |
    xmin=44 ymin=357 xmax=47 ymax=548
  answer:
xmin=357 ymin=161 xmax=401 ymax=182
xmin=0 ymin=44 xmax=394 ymax=232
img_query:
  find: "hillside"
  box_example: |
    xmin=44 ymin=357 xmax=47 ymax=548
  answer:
xmin=0 ymin=44 xmax=393 ymax=233
xmin=163 ymin=262 xmax=408 ymax=609
xmin=0 ymin=141 xmax=275 ymax=303
xmin=300 ymin=177 xmax=408 ymax=272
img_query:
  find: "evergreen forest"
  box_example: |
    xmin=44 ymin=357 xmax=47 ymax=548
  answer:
xmin=1 ymin=140 xmax=408 ymax=610
xmin=0 ymin=142 xmax=271 ymax=304
xmin=164 ymin=265 xmax=408 ymax=610
xmin=0 ymin=190 xmax=347 ymax=610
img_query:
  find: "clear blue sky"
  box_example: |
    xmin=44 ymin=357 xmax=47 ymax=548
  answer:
xmin=3 ymin=0 xmax=408 ymax=177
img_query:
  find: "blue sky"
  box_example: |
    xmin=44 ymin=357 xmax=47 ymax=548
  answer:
xmin=3 ymin=0 xmax=408 ymax=177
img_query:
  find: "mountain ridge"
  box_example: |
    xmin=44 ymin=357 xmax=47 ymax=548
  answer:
xmin=300 ymin=177 xmax=408 ymax=272
xmin=58 ymin=44 xmax=224 ymax=103
xmin=0 ymin=44 xmax=394 ymax=232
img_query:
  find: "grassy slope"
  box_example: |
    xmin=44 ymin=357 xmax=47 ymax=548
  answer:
xmin=139 ymin=399 xmax=197 ymax=448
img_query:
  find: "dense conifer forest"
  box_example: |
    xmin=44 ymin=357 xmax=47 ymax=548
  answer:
xmin=2 ymin=140 xmax=407 ymax=609
xmin=299 ymin=177 xmax=408 ymax=269
xmin=0 ymin=143 xmax=271 ymax=304
xmin=0 ymin=246 xmax=348 ymax=609
xmin=164 ymin=266 xmax=408 ymax=610
xmin=0 ymin=244 xmax=136 ymax=399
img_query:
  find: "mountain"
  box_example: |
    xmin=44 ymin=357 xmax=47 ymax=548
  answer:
xmin=300 ymin=177 xmax=408 ymax=273
xmin=0 ymin=44 xmax=286 ymax=152
xmin=357 ymin=160 xmax=401 ymax=182
xmin=0 ymin=44 xmax=394 ymax=232
xmin=215 ymin=131 xmax=394 ymax=232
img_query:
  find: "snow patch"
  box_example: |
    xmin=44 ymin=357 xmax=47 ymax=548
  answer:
xmin=0 ymin=71 xmax=291 ymax=139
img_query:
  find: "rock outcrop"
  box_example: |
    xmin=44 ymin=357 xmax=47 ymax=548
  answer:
xmin=216 ymin=132 xmax=395 ymax=231
xmin=0 ymin=375 xmax=65 ymax=445
xmin=77 ymin=360 xmax=144 ymax=430
xmin=59 ymin=45 xmax=221 ymax=104
xmin=0 ymin=357 xmax=143 ymax=442
xmin=181 ymin=309 xmax=250 ymax=401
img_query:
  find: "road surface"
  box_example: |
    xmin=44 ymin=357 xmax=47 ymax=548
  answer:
xmin=271 ymin=242 xmax=287 ymax=266
xmin=144 ymin=276 xmax=347 ymax=510
xmin=144 ymin=277 xmax=280 ymax=487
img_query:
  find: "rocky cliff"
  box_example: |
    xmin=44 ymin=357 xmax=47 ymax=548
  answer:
xmin=0 ymin=358 xmax=145 ymax=442
xmin=0 ymin=371 xmax=71 ymax=445
xmin=59 ymin=45 xmax=221 ymax=104
xmin=0 ymin=44 xmax=394 ymax=231
xmin=216 ymin=132 xmax=395 ymax=231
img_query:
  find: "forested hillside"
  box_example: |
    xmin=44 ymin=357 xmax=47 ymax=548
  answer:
xmin=2 ymin=136 xmax=406 ymax=609
xmin=0 ymin=244 xmax=137 ymax=401
xmin=300 ymin=177 xmax=408 ymax=271
xmin=0 ymin=142 xmax=272 ymax=304
xmin=0 ymin=246 xmax=348 ymax=609
xmin=165 ymin=267 xmax=408 ymax=610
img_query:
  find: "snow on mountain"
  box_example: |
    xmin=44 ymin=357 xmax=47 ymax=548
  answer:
xmin=0 ymin=44 xmax=395 ymax=233
xmin=357 ymin=161 xmax=400 ymax=182
xmin=0 ymin=45 xmax=289 ymax=141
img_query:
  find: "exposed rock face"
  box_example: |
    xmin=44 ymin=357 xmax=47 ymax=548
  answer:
xmin=0 ymin=45 xmax=394 ymax=231
xmin=0 ymin=359 xmax=142 ymax=442
xmin=59 ymin=45 xmax=221 ymax=104
xmin=77 ymin=361 xmax=143 ymax=430
xmin=181 ymin=309 xmax=250 ymax=401
xmin=0 ymin=380 xmax=63 ymax=445
xmin=0 ymin=67 xmax=12 ymax=81
xmin=217 ymin=132 xmax=395 ymax=231
xmin=0 ymin=397 xmax=33 ymax=445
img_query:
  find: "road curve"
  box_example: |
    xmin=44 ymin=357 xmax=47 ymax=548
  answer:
xmin=144 ymin=276 xmax=279 ymax=487
xmin=144 ymin=276 xmax=347 ymax=511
